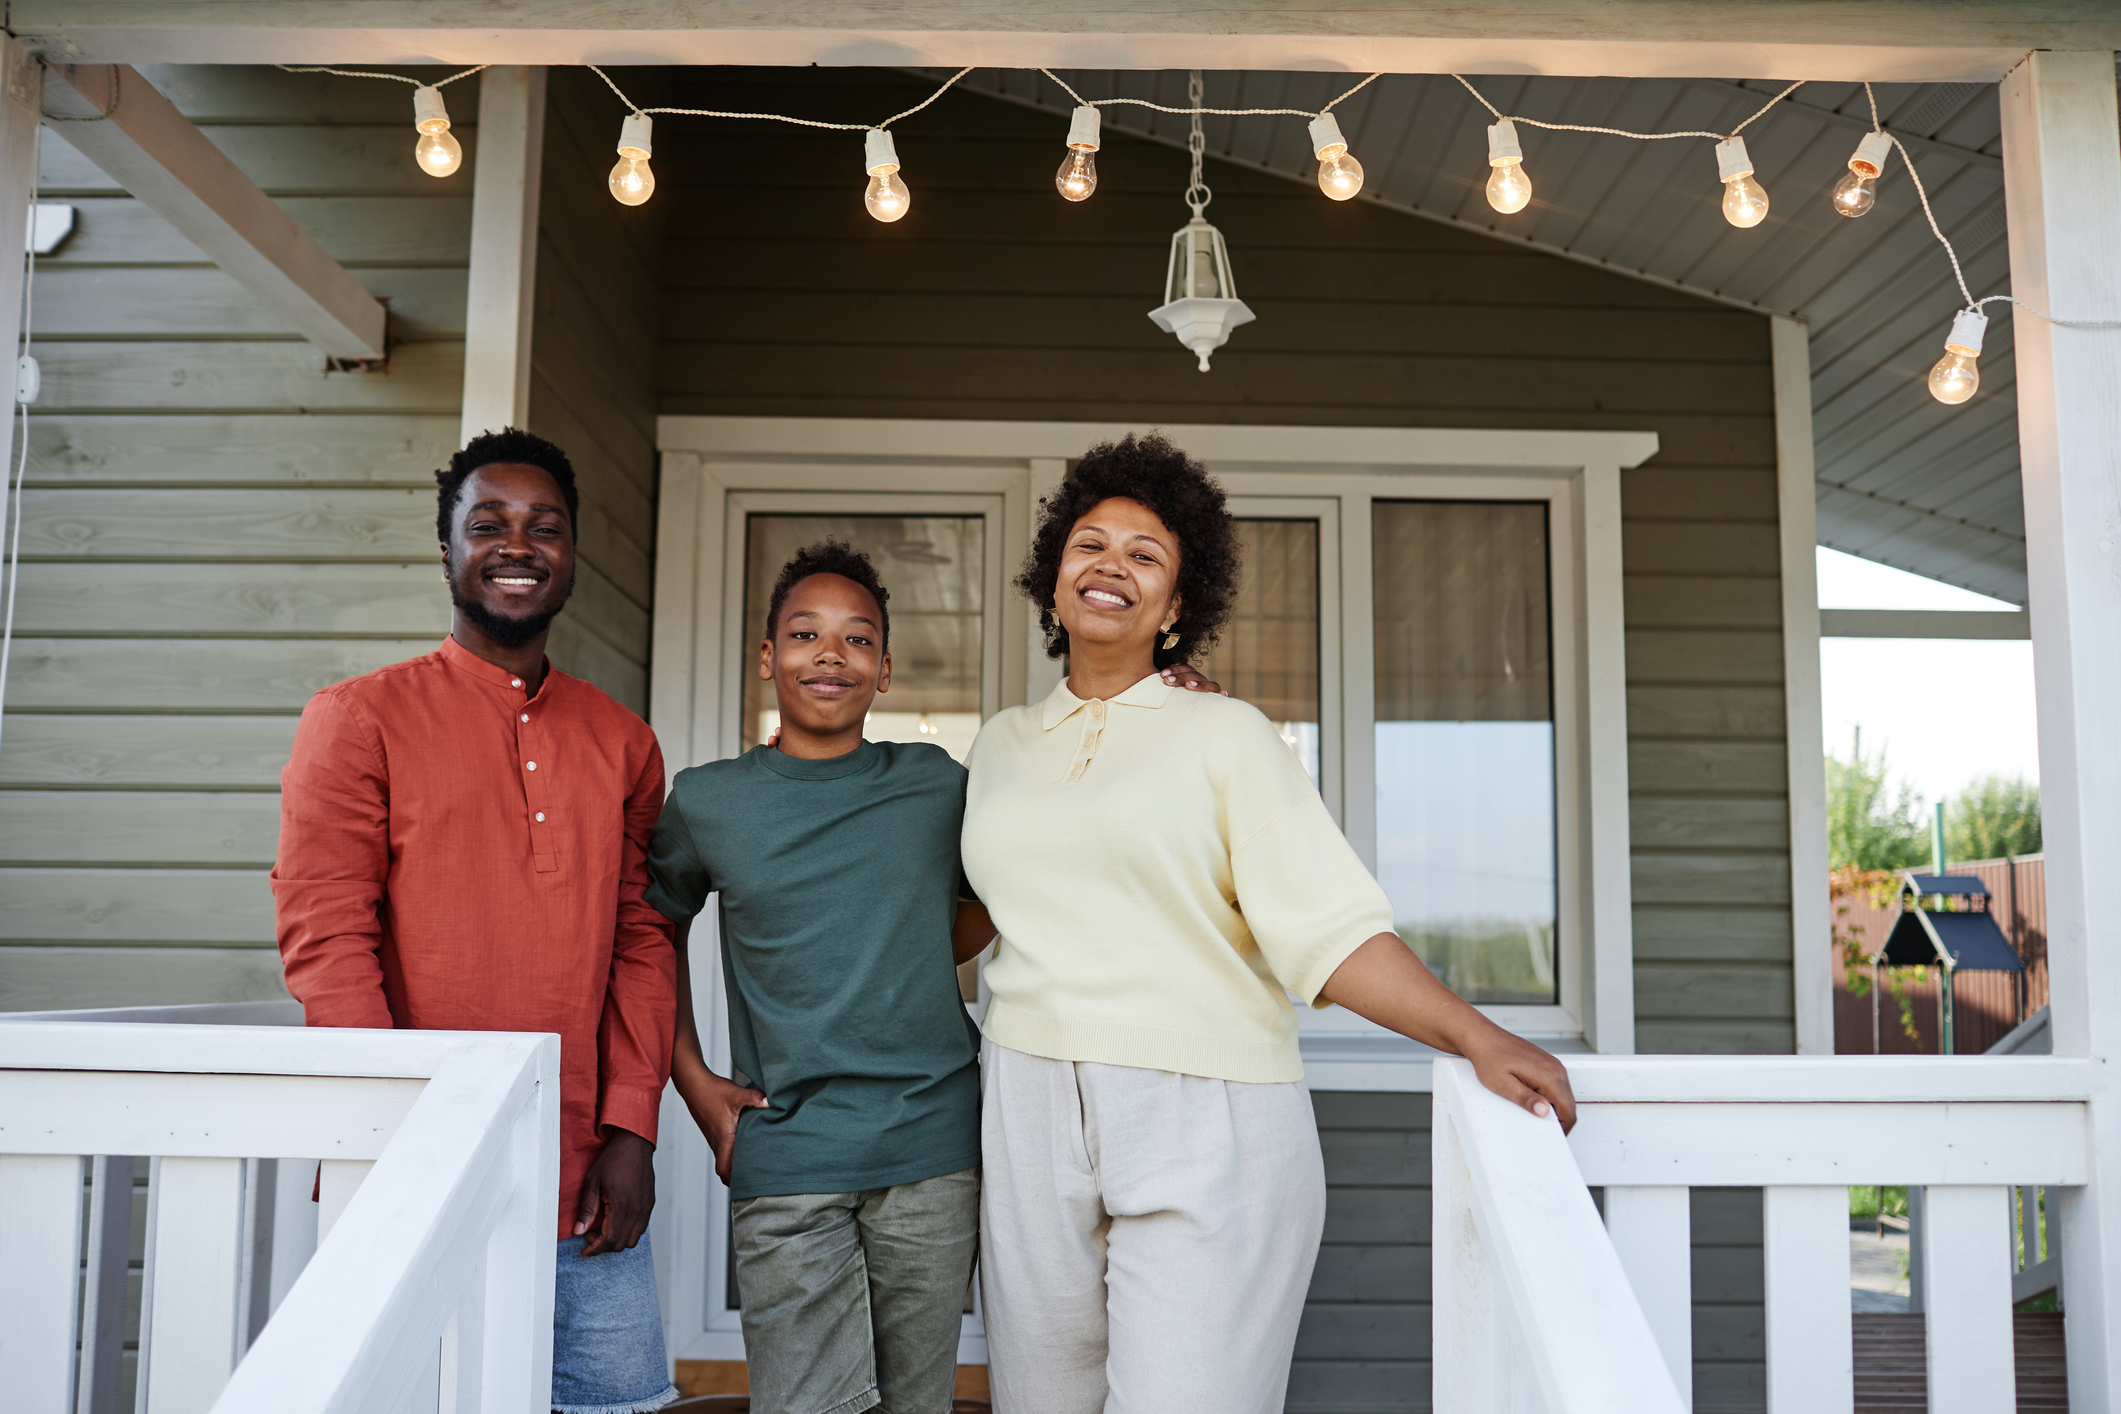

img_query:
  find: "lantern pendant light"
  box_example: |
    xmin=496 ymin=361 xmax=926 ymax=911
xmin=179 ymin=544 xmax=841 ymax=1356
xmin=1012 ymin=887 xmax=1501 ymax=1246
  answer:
xmin=1147 ymin=74 xmax=1255 ymax=372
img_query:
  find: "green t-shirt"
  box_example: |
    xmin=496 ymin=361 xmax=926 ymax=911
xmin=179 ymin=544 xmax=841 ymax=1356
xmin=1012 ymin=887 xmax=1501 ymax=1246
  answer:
xmin=644 ymin=740 xmax=981 ymax=1199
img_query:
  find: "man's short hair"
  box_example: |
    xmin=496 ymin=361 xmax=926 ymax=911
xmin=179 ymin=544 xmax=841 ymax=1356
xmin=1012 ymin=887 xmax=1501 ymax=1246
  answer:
xmin=435 ymin=428 xmax=580 ymax=544
xmin=766 ymin=540 xmax=892 ymax=651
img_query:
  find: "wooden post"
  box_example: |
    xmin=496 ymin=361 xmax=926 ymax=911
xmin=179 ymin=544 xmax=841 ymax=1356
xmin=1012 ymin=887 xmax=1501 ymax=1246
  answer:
xmin=459 ymin=65 xmax=546 ymax=444
xmin=0 ymin=41 xmax=39 ymax=484
xmin=1998 ymin=48 xmax=2121 ymax=1411
xmin=1771 ymin=316 xmax=1834 ymax=1057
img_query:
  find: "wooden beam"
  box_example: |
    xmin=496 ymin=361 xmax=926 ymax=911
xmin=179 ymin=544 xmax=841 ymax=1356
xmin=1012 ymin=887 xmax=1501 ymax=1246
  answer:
xmin=42 ymin=64 xmax=385 ymax=359
xmin=13 ymin=2 xmax=2108 ymax=82
xmin=1818 ymin=608 xmax=2031 ymax=639
xmin=1773 ymin=317 xmax=1833 ymax=1059
xmin=461 ymin=65 xmax=545 ymax=442
xmin=1999 ymin=48 xmax=2121 ymax=1414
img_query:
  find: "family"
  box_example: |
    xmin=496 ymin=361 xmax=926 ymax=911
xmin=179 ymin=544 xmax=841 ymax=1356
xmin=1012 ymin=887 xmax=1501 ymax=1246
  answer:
xmin=269 ymin=427 xmax=1576 ymax=1414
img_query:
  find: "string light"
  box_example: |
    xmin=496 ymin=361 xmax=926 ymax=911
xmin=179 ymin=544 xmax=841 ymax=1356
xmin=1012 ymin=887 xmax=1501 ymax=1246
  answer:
xmin=1715 ymin=137 xmax=1770 ymax=228
xmin=1832 ymin=130 xmax=1895 ymax=217
xmin=1485 ymin=119 xmax=1532 ymax=213
xmin=411 ymin=86 xmax=462 ymax=178
xmin=863 ymin=129 xmax=911 ymax=222
xmin=1056 ymin=105 xmax=1101 ymax=201
xmin=609 ymin=113 xmax=654 ymax=206
xmin=1306 ymin=113 xmax=1364 ymax=200
xmin=1928 ymin=310 xmax=1986 ymax=404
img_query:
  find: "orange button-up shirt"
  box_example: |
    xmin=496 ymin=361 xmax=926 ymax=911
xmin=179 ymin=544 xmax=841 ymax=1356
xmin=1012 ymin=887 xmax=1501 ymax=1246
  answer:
xmin=270 ymin=637 xmax=675 ymax=1237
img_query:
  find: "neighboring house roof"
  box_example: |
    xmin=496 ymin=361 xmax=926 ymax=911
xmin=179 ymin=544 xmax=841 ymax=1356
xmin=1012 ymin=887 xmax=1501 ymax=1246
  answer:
xmin=942 ymin=67 xmax=2087 ymax=604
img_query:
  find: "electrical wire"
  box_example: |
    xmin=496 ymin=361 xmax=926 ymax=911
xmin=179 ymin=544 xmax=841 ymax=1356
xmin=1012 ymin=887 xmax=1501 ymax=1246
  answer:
xmin=1452 ymin=73 xmax=1804 ymax=141
xmin=589 ymin=64 xmax=975 ymax=130
xmin=277 ymin=63 xmax=487 ymax=88
xmin=1039 ymin=67 xmax=1384 ymax=119
xmin=0 ymin=130 xmax=38 ymax=763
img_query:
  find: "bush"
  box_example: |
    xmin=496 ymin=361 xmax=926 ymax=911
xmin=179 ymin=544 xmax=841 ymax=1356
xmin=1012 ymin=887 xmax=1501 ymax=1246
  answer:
xmin=1946 ymin=774 xmax=2041 ymax=861
xmin=1827 ymin=731 xmax=1929 ymax=871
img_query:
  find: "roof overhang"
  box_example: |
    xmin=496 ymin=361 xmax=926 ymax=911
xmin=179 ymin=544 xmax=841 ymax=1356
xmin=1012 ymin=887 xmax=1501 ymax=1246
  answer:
xmin=16 ymin=1 xmax=2116 ymax=81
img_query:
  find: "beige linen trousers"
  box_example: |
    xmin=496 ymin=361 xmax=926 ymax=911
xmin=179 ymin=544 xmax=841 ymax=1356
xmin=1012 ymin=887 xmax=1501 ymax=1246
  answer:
xmin=978 ymin=1039 xmax=1328 ymax=1414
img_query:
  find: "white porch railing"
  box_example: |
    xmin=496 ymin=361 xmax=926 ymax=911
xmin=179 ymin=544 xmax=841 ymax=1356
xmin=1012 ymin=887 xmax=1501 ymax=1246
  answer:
xmin=0 ymin=1011 xmax=560 ymax=1414
xmin=1434 ymin=1053 xmax=2093 ymax=1413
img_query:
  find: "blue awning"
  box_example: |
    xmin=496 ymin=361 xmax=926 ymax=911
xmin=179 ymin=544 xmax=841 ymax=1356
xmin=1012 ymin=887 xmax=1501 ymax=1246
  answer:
xmin=1877 ymin=909 xmax=2025 ymax=972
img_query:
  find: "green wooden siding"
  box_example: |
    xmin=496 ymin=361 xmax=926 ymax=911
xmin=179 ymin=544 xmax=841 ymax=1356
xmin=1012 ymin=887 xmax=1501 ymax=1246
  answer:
xmin=5 ymin=64 xmax=472 ymax=1013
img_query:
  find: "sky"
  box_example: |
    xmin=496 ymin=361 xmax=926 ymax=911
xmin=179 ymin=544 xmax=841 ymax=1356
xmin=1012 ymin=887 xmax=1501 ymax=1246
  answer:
xmin=1816 ymin=547 xmax=2039 ymax=806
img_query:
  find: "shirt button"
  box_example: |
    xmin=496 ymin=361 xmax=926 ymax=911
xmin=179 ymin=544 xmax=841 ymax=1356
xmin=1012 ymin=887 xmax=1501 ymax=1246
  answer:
xmin=510 ymin=678 xmax=523 ymax=689
xmin=526 ymin=761 xmax=537 ymax=771
xmin=1091 ymin=702 xmax=1104 ymax=717
xmin=521 ymin=714 xmax=530 ymax=723
xmin=535 ymin=812 xmax=546 ymax=822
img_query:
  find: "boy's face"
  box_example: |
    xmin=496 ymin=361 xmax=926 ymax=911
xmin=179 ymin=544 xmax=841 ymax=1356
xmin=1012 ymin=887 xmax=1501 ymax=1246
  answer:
xmin=760 ymin=572 xmax=891 ymax=739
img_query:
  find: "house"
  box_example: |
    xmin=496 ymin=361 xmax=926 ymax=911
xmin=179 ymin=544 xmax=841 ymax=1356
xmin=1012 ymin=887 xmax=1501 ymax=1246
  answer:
xmin=1 ymin=6 xmax=2115 ymax=1413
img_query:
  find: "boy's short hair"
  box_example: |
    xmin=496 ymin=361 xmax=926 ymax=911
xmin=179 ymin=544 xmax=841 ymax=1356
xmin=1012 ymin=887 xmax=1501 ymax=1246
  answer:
xmin=435 ymin=427 xmax=580 ymax=544
xmin=766 ymin=540 xmax=892 ymax=650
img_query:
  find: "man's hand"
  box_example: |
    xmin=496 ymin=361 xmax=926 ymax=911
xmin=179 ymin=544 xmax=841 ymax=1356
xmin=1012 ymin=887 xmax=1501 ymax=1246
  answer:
xmin=575 ymin=1129 xmax=656 ymax=1256
xmin=1161 ymin=663 xmax=1228 ymax=695
xmin=674 ymin=1069 xmax=769 ymax=1185
xmin=1460 ymin=1026 xmax=1577 ymax=1133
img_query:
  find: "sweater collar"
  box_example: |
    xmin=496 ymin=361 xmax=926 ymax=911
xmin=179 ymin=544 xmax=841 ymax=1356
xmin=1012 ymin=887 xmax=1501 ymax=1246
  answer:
xmin=1040 ymin=672 xmax=1176 ymax=731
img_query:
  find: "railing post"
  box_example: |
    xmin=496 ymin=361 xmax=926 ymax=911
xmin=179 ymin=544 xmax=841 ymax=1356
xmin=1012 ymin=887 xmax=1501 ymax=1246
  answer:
xmin=1431 ymin=1090 xmax=1509 ymax=1413
xmin=1762 ymin=1186 xmax=1852 ymax=1414
xmin=1998 ymin=48 xmax=2121 ymax=1413
xmin=145 ymin=1156 xmax=248 ymax=1414
xmin=1603 ymin=1187 xmax=1693 ymax=1410
xmin=1920 ymin=1186 xmax=2015 ymax=1414
xmin=478 ymin=1057 xmax=560 ymax=1411
xmin=0 ymin=1154 xmax=87 ymax=1414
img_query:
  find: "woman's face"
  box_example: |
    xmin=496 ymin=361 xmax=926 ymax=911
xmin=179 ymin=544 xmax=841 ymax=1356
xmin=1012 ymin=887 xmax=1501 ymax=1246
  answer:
xmin=1053 ymin=496 xmax=1181 ymax=658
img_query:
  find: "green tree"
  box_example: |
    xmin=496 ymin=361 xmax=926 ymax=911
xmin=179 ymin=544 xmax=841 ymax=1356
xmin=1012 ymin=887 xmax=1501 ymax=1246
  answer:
xmin=1946 ymin=774 xmax=2041 ymax=861
xmin=1826 ymin=729 xmax=1929 ymax=871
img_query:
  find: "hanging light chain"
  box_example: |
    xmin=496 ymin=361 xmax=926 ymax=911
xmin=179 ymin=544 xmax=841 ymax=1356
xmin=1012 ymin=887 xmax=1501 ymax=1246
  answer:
xmin=1184 ymin=71 xmax=1211 ymax=217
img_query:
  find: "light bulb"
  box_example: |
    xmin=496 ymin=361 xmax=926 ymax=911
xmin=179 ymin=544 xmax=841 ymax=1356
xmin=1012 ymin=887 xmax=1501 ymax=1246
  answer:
xmin=1307 ymin=113 xmax=1363 ymax=201
xmin=1928 ymin=310 xmax=1988 ymax=405
xmin=1056 ymin=106 xmax=1102 ymax=203
xmin=608 ymin=113 xmax=655 ymax=207
xmin=1832 ymin=131 xmax=1895 ymax=220
xmin=609 ymin=153 xmax=654 ymax=205
xmin=415 ymin=124 xmax=462 ymax=178
xmin=1832 ymin=165 xmax=1878 ymax=217
xmin=1714 ymin=136 xmax=1769 ymax=229
xmin=863 ymin=129 xmax=910 ymax=223
xmin=410 ymin=86 xmax=460 ymax=179
xmin=1056 ymin=147 xmax=1098 ymax=201
xmin=1487 ymin=159 xmax=1532 ymax=214
xmin=865 ymin=169 xmax=910 ymax=222
xmin=1484 ymin=119 xmax=1532 ymax=214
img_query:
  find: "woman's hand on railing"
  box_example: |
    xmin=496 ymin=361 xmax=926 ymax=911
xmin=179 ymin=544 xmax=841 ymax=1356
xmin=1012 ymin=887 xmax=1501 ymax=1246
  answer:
xmin=1320 ymin=931 xmax=1577 ymax=1132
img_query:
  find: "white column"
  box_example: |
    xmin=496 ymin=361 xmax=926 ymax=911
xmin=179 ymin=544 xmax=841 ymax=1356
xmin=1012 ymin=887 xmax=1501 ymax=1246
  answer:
xmin=1771 ymin=316 xmax=1832 ymax=1056
xmin=1604 ymin=1186 xmax=1692 ymax=1409
xmin=460 ymin=65 xmax=547 ymax=443
xmin=1998 ymin=49 xmax=2121 ymax=1414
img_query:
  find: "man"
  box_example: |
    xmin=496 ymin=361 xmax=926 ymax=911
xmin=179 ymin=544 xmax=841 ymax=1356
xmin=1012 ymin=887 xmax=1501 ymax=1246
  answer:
xmin=272 ymin=428 xmax=678 ymax=1414
xmin=652 ymin=541 xmax=992 ymax=1414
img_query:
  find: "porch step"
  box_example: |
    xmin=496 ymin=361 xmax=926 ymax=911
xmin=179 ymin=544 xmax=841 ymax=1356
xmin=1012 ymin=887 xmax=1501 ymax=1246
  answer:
xmin=1852 ymin=1312 xmax=2067 ymax=1412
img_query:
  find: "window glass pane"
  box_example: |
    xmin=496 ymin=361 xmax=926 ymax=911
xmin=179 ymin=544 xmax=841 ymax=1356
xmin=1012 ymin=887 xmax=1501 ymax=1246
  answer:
xmin=1197 ymin=519 xmax=1321 ymax=786
xmin=1372 ymin=501 xmax=1556 ymax=1004
xmin=742 ymin=514 xmax=985 ymax=762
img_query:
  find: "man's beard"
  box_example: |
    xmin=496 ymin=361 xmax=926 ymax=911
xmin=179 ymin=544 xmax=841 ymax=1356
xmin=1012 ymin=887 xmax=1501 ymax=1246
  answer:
xmin=449 ymin=571 xmax=573 ymax=648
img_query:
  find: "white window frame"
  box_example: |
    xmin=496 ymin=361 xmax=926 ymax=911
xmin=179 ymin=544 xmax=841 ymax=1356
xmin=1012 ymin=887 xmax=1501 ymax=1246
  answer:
xmin=647 ymin=416 xmax=1656 ymax=1362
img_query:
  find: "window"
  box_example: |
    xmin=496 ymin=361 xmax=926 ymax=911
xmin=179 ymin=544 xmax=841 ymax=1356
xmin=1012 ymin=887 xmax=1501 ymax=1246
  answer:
xmin=1198 ymin=518 xmax=1322 ymax=785
xmin=1371 ymin=502 xmax=1558 ymax=1005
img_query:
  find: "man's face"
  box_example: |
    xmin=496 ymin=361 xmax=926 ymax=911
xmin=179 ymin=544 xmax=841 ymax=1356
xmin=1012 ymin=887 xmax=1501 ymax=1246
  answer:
xmin=442 ymin=462 xmax=576 ymax=647
xmin=761 ymin=573 xmax=891 ymax=739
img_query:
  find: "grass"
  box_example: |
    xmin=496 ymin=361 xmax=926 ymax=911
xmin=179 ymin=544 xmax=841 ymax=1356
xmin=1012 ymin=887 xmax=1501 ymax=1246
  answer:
xmin=1849 ymin=1185 xmax=1909 ymax=1220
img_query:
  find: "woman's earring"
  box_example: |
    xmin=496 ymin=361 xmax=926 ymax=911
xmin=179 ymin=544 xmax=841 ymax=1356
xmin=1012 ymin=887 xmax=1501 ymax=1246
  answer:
xmin=1160 ymin=619 xmax=1180 ymax=650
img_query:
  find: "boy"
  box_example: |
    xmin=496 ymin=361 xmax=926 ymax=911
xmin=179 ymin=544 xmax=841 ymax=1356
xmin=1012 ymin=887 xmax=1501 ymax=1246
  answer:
xmin=647 ymin=541 xmax=991 ymax=1414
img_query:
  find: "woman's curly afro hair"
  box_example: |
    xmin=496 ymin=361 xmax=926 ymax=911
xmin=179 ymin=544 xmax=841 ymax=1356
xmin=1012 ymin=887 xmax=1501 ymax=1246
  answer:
xmin=1017 ymin=432 xmax=1239 ymax=669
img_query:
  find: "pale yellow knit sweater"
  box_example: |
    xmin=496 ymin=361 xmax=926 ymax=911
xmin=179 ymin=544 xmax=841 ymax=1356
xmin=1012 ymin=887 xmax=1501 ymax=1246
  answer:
xmin=963 ymin=673 xmax=1395 ymax=1083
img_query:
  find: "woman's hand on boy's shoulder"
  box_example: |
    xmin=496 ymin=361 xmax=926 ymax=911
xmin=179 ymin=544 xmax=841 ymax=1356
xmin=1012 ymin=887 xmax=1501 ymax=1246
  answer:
xmin=1161 ymin=663 xmax=1229 ymax=696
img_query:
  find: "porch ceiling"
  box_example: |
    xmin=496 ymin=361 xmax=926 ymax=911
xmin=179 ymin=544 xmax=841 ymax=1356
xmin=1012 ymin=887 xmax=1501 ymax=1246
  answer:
xmin=942 ymin=68 xmax=2057 ymax=604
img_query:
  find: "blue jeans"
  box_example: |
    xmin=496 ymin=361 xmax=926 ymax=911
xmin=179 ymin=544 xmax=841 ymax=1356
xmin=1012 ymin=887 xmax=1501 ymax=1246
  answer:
xmin=552 ymin=1234 xmax=680 ymax=1414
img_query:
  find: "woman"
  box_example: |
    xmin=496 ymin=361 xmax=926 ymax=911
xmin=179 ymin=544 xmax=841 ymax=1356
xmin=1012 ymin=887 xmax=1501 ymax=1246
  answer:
xmin=962 ymin=433 xmax=1574 ymax=1414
